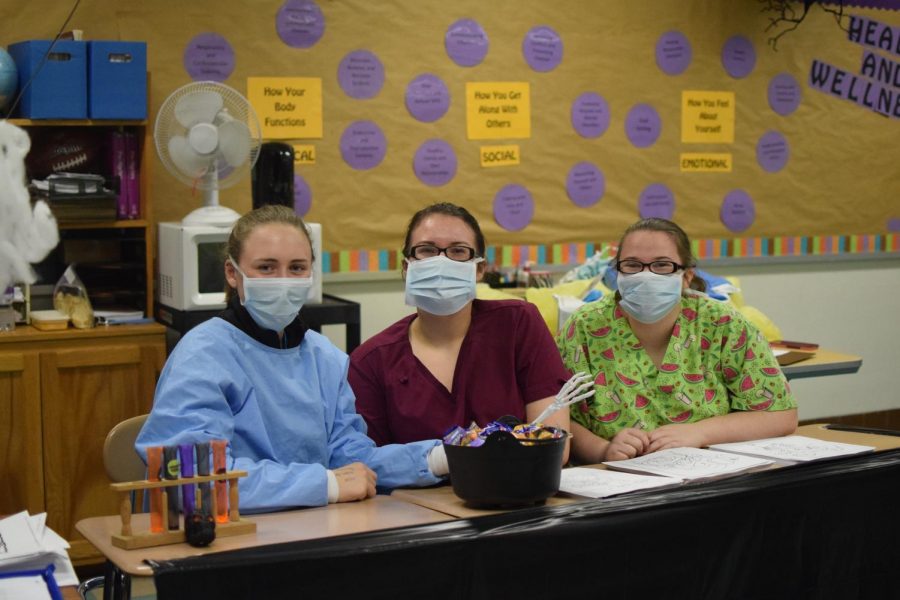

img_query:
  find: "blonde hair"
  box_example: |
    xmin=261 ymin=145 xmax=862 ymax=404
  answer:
xmin=224 ymin=205 xmax=314 ymax=302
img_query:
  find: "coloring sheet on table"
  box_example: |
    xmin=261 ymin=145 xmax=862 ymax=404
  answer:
xmin=709 ymin=435 xmax=874 ymax=464
xmin=559 ymin=467 xmax=681 ymax=498
xmin=604 ymin=447 xmax=773 ymax=481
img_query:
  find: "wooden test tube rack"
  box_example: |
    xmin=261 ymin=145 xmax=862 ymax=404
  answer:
xmin=109 ymin=470 xmax=256 ymax=549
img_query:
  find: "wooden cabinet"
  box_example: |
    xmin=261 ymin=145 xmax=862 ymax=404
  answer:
xmin=0 ymin=323 xmax=165 ymax=565
xmin=10 ymin=118 xmax=155 ymax=317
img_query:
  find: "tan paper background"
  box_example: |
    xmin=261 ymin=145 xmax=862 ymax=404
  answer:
xmin=4 ymin=0 xmax=898 ymax=253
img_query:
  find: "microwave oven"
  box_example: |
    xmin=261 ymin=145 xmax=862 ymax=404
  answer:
xmin=157 ymin=221 xmax=323 ymax=314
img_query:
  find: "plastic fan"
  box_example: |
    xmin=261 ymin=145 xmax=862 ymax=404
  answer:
xmin=154 ymin=81 xmax=262 ymax=226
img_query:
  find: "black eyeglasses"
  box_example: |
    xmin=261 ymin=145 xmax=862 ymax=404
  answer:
xmin=408 ymin=244 xmax=478 ymax=262
xmin=616 ymin=260 xmax=687 ymax=275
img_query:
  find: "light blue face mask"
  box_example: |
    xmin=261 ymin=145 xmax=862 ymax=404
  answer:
xmin=617 ymin=270 xmax=683 ymax=324
xmin=404 ymin=255 xmax=481 ymax=316
xmin=230 ymin=257 xmax=313 ymax=332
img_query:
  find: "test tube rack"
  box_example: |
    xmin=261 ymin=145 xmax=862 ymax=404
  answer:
xmin=108 ymin=470 xmax=256 ymax=550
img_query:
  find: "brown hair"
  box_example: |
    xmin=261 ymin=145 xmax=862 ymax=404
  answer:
xmin=402 ymin=202 xmax=486 ymax=258
xmin=615 ymin=218 xmax=706 ymax=292
xmin=224 ymin=205 xmax=314 ymax=301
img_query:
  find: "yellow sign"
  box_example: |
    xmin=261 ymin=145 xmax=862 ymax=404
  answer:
xmin=293 ymin=144 xmax=316 ymax=165
xmin=681 ymin=91 xmax=735 ymax=143
xmin=466 ymin=82 xmax=531 ymax=140
xmin=247 ymin=77 xmax=323 ymax=139
xmin=479 ymin=145 xmax=520 ymax=168
xmin=680 ymin=153 xmax=733 ymax=172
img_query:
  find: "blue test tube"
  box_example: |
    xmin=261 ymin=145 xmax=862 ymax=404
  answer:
xmin=179 ymin=443 xmax=196 ymax=518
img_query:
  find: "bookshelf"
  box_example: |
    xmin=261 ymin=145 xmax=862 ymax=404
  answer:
xmin=14 ymin=117 xmax=155 ymax=317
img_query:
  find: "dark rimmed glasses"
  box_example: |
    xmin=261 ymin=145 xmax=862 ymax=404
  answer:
xmin=408 ymin=244 xmax=478 ymax=262
xmin=616 ymin=260 xmax=687 ymax=275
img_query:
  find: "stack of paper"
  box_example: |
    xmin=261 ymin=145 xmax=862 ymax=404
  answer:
xmin=709 ymin=435 xmax=875 ymax=465
xmin=0 ymin=512 xmax=78 ymax=589
xmin=559 ymin=467 xmax=682 ymax=498
xmin=603 ymin=447 xmax=774 ymax=481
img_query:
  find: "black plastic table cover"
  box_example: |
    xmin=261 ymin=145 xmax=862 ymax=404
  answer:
xmin=150 ymin=448 xmax=900 ymax=600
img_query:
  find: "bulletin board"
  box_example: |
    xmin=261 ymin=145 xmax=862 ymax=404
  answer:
xmin=6 ymin=0 xmax=900 ymax=273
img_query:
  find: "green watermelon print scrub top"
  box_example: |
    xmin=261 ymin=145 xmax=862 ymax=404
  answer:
xmin=556 ymin=290 xmax=796 ymax=440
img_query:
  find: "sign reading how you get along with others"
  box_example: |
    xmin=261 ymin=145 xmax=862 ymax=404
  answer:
xmin=466 ymin=82 xmax=531 ymax=140
xmin=247 ymin=77 xmax=323 ymax=139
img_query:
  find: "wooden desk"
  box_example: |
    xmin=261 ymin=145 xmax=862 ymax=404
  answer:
xmin=393 ymin=422 xmax=900 ymax=518
xmin=392 ymin=484 xmax=579 ymax=519
xmin=75 ymin=495 xmax=453 ymax=579
xmin=779 ymin=348 xmax=862 ymax=379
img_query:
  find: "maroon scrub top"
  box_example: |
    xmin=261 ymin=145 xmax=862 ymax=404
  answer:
xmin=349 ymin=299 xmax=571 ymax=445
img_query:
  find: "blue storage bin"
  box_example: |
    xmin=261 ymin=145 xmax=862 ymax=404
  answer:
xmin=8 ymin=40 xmax=87 ymax=119
xmin=88 ymin=41 xmax=147 ymax=120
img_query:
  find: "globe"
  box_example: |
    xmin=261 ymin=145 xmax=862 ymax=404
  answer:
xmin=0 ymin=48 xmax=19 ymax=114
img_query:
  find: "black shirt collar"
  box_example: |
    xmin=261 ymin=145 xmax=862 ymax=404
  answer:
xmin=218 ymin=294 xmax=308 ymax=349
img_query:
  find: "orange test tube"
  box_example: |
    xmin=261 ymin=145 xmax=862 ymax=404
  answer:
xmin=146 ymin=446 xmax=164 ymax=533
xmin=211 ymin=439 xmax=228 ymax=524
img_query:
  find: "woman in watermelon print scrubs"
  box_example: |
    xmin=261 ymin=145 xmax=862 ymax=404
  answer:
xmin=557 ymin=218 xmax=797 ymax=464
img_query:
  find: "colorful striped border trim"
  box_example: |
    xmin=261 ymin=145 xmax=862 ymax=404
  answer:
xmin=321 ymin=233 xmax=900 ymax=274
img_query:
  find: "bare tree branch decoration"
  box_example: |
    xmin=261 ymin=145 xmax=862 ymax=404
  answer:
xmin=761 ymin=0 xmax=849 ymax=50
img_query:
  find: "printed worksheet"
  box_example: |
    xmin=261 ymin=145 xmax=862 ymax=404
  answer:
xmin=604 ymin=447 xmax=773 ymax=481
xmin=709 ymin=435 xmax=874 ymax=464
xmin=559 ymin=467 xmax=681 ymax=498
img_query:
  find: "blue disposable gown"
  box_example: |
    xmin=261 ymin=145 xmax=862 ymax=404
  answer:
xmin=135 ymin=317 xmax=442 ymax=512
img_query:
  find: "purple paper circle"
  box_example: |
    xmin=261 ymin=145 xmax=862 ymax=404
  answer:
xmin=756 ymin=131 xmax=789 ymax=173
xmin=625 ymin=104 xmax=662 ymax=148
xmin=340 ymin=120 xmax=387 ymax=170
xmin=413 ymin=139 xmax=457 ymax=187
xmin=445 ymin=18 xmax=489 ymax=67
xmin=183 ymin=33 xmax=235 ymax=82
xmin=493 ymin=184 xmax=534 ymax=232
xmin=293 ymin=174 xmax=312 ymax=216
xmin=639 ymin=183 xmax=675 ymax=219
xmin=722 ymin=35 xmax=756 ymax=79
xmin=887 ymin=217 xmax=900 ymax=232
xmin=276 ymin=0 xmax=325 ymax=49
xmin=338 ymin=50 xmax=384 ymax=99
xmin=571 ymin=92 xmax=611 ymax=139
xmin=655 ymin=31 xmax=692 ymax=76
xmin=405 ymin=74 xmax=450 ymax=123
xmin=566 ymin=162 xmax=605 ymax=208
xmin=522 ymin=25 xmax=563 ymax=73
xmin=768 ymin=73 xmax=801 ymax=116
xmin=721 ymin=190 xmax=756 ymax=233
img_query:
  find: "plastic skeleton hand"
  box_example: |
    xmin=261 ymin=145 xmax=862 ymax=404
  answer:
xmin=530 ymin=372 xmax=595 ymax=426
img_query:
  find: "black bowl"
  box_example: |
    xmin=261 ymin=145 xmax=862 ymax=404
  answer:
xmin=444 ymin=428 xmax=567 ymax=507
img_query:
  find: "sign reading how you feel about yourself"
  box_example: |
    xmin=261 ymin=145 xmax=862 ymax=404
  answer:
xmin=681 ymin=91 xmax=734 ymax=144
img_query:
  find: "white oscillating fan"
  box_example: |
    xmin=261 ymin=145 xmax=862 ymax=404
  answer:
xmin=154 ymin=81 xmax=262 ymax=226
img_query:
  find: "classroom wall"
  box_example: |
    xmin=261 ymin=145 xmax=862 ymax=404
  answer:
xmin=321 ymin=258 xmax=900 ymax=422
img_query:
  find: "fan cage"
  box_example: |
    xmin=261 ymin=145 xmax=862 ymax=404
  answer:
xmin=154 ymin=81 xmax=262 ymax=191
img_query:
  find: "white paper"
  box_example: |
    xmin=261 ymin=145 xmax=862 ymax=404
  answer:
xmin=709 ymin=435 xmax=874 ymax=464
xmin=0 ymin=574 xmax=54 ymax=600
xmin=604 ymin=447 xmax=773 ymax=481
xmin=0 ymin=512 xmax=77 ymax=587
xmin=559 ymin=467 xmax=681 ymax=498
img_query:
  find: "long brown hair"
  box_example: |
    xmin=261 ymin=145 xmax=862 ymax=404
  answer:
xmin=615 ymin=218 xmax=706 ymax=292
xmin=224 ymin=205 xmax=314 ymax=302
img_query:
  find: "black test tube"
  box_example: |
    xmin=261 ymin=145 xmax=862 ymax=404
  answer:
xmin=196 ymin=442 xmax=212 ymax=510
xmin=163 ymin=445 xmax=180 ymax=530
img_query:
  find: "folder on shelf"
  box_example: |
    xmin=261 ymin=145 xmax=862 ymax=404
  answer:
xmin=124 ymin=130 xmax=140 ymax=219
xmin=109 ymin=130 xmax=128 ymax=219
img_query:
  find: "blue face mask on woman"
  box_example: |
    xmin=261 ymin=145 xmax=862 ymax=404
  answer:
xmin=616 ymin=270 xmax=683 ymax=324
xmin=405 ymin=255 xmax=481 ymax=316
xmin=230 ymin=257 xmax=313 ymax=332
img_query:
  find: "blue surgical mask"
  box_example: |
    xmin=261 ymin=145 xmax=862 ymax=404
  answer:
xmin=617 ymin=270 xmax=683 ymax=324
xmin=405 ymin=255 xmax=481 ymax=316
xmin=230 ymin=257 xmax=313 ymax=332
